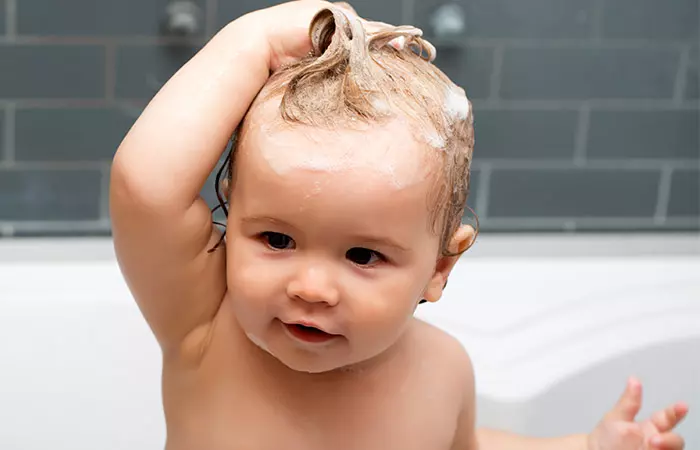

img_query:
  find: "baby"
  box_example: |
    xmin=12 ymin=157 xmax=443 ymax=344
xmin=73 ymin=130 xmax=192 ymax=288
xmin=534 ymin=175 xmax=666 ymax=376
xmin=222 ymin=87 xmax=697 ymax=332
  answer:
xmin=110 ymin=2 xmax=689 ymax=449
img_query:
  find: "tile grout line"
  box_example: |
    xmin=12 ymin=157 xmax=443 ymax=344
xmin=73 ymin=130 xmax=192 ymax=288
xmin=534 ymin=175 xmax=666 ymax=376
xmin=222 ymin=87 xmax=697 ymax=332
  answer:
xmin=474 ymin=164 xmax=491 ymax=220
xmin=653 ymin=165 xmax=674 ymax=224
xmin=473 ymin=159 xmax=697 ymax=170
xmin=573 ymin=103 xmax=590 ymax=166
xmin=0 ymin=35 xmax=689 ymax=49
xmin=488 ymin=46 xmax=505 ymax=100
xmin=471 ymin=99 xmax=700 ymax=110
xmin=8 ymin=161 xmax=105 ymax=170
xmin=672 ymin=45 xmax=691 ymax=105
xmin=5 ymin=0 xmax=16 ymax=39
xmin=0 ymin=220 xmax=112 ymax=233
xmin=0 ymin=35 xmax=205 ymax=46
xmin=3 ymin=103 xmax=15 ymax=163
xmin=3 ymin=99 xmax=698 ymax=111
xmin=205 ymin=0 xmax=218 ymax=37
xmin=0 ymin=99 xmax=151 ymax=108
xmin=590 ymin=0 xmax=605 ymax=41
xmin=104 ymin=43 xmax=116 ymax=101
xmin=99 ymin=163 xmax=111 ymax=221
xmin=696 ymin=46 xmax=700 ymax=105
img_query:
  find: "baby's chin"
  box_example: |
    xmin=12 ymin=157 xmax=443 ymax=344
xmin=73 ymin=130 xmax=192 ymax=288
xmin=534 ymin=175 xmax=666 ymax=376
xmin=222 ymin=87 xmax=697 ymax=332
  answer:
xmin=275 ymin=348 xmax=357 ymax=374
xmin=274 ymin=346 xmax=392 ymax=376
xmin=245 ymin=331 xmax=346 ymax=373
xmin=246 ymin=333 xmax=337 ymax=373
xmin=283 ymin=360 xmax=342 ymax=374
xmin=245 ymin=332 xmax=274 ymax=355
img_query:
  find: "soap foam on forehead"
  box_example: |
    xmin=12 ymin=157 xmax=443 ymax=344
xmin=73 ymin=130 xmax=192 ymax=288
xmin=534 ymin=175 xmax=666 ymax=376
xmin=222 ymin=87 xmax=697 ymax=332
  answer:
xmin=255 ymin=119 xmax=426 ymax=190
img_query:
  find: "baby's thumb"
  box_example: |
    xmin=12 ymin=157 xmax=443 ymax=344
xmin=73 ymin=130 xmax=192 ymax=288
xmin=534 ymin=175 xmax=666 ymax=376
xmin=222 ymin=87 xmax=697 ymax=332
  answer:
xmin=606 ymin=377 xmax=643 ymax=422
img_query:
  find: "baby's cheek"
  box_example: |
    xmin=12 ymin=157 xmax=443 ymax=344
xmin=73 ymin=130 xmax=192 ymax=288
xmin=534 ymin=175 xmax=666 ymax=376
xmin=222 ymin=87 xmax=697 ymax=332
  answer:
xmin=353 ymin=287 xmax=414 ymax=329
xmin=226 ymin=245 xmax=271 ymax=302
xmin=233 ymin=265 xmax=268 ymax=301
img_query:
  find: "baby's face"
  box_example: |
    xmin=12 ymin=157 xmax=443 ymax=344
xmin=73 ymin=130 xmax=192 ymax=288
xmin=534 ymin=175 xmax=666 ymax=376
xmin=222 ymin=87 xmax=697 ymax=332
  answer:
xmin=225 ymin=100 xmax=445 ymax=373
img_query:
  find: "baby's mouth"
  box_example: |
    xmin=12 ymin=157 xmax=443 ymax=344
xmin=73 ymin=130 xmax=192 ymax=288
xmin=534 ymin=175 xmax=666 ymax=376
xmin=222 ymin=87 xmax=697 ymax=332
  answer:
xmin=283 ymin=322 xmax=340 ymax=344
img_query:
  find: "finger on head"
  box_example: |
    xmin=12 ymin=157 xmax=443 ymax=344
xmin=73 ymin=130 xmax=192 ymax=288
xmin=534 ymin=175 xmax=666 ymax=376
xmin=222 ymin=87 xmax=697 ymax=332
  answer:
xmin=649 ymin=432 xmax=685 ymax=450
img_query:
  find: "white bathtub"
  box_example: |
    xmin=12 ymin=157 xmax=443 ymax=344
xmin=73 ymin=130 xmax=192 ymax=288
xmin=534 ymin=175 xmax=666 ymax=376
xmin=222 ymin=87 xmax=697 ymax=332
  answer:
xmin=0 ymin=235 xmax=698 ymax=450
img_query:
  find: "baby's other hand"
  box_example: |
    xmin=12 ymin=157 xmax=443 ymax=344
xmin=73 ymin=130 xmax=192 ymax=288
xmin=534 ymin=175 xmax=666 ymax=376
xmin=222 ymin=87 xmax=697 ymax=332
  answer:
xmin=588 ymin=377 xmax=689 ymax=450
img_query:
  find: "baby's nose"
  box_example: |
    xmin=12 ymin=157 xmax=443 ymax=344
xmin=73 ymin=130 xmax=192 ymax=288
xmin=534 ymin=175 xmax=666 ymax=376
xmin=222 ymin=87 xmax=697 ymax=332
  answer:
xmin=286 ymin=264 xmax=340 ymax=307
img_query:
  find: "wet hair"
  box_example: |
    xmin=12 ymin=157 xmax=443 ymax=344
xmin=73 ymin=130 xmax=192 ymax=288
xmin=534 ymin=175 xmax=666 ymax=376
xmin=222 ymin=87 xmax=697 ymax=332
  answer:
xmin=210 ymin=3 xmax=477 ymax=257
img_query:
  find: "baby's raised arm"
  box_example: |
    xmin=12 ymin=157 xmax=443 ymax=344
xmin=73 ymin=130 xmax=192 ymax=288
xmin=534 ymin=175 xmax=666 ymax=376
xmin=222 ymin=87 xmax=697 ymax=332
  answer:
xmin=110 ymin=2 xmax=331 ymax=355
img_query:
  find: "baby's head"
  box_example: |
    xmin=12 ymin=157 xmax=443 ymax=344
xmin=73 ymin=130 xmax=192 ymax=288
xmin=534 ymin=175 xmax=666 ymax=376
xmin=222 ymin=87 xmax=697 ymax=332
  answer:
xmin=216 ymin=5 xmax=476 ymax=374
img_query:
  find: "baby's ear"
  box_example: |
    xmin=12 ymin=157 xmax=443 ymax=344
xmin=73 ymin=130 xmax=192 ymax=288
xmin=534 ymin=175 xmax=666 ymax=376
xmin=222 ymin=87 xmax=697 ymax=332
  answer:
xmin=422 ymin=225 xmax=475 ymax=303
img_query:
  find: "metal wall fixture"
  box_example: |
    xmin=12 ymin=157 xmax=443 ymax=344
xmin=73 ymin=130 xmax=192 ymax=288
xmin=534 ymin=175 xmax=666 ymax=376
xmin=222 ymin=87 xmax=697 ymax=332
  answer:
xmin=164 ymin=0 xmax=202 ymax=36
xmin=430 ymin=3 xmax=466 ymax=39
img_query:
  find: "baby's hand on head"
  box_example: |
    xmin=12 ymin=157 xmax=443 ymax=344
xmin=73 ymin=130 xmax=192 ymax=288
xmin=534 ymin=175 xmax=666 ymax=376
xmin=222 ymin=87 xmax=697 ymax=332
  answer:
xmin=243 ymin=1 xmax=434 ymax=72
xmin=588 ymin=377 xmax=689 ymax=450
xmin=241 ymin=1 xmax=339 ymax=71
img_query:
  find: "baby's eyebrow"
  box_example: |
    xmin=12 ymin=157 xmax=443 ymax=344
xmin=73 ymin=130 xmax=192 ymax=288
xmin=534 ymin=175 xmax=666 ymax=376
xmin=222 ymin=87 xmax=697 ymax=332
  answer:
xmin=353 ymin=236 xmax=410 ymax=253
xmin=241 ymin=216 xmax=296 ymax=230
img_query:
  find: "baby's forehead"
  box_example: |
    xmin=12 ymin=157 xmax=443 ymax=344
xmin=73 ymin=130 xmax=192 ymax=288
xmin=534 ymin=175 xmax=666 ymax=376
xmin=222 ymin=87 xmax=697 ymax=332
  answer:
xmin=238 ymin=99 xmax=441 ymax=192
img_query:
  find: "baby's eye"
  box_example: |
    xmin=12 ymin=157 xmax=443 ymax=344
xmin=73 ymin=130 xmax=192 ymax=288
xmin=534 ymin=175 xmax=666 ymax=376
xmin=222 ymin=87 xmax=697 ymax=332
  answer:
xmin=261 ymin=232 xmax=295 ymax=250
xmin=346 ymin=247 xmax=383 ymax=266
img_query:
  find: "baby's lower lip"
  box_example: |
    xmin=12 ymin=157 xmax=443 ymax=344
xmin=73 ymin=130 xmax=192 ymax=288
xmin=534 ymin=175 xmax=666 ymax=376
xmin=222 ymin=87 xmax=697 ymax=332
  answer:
xmin=283 ymin=323 xmax=339 ymax=344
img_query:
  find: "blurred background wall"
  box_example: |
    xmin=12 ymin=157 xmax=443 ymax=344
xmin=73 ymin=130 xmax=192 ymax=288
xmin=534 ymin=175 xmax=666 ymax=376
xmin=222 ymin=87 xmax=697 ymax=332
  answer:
xmin=0 ymin=0 xmax=697 ymax=237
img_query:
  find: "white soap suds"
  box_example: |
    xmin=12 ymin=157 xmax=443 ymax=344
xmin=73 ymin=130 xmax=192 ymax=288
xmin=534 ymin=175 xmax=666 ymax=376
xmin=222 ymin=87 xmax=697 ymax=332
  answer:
xmin=424 ymin=131 xmax=446 ymax=149
xmin=443 ymin=86 xmax=470 ymax=120
xmin=371 ymin=96 xmax=391 ymax=114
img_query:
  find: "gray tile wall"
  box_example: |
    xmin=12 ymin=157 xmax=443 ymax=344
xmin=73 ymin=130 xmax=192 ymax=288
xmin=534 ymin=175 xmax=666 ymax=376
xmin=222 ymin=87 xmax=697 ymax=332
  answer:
xmin=0 ymin=0 xmax=698 ymax=236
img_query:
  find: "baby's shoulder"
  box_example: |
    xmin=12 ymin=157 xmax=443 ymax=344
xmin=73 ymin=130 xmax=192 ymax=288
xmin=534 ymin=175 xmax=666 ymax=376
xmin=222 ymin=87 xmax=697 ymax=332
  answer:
xmin=410 ymin=318 xmax=475 ymax=383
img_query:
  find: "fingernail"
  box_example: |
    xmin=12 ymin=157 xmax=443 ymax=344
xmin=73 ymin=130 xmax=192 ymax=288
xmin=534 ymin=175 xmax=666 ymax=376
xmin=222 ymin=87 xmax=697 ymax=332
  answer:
xmin=388 ymin=36 xmax=406 ymax=50
xmin=651 ymin=436 xmax=662 ymax=446
xmin=628 ymin=377 xmax=640 ymax=392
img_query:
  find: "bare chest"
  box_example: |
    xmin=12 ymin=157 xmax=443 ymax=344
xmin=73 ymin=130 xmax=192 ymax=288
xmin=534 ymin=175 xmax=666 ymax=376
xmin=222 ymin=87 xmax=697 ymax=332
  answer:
xmin=163 ymin=352 xmax=459 ymax=450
